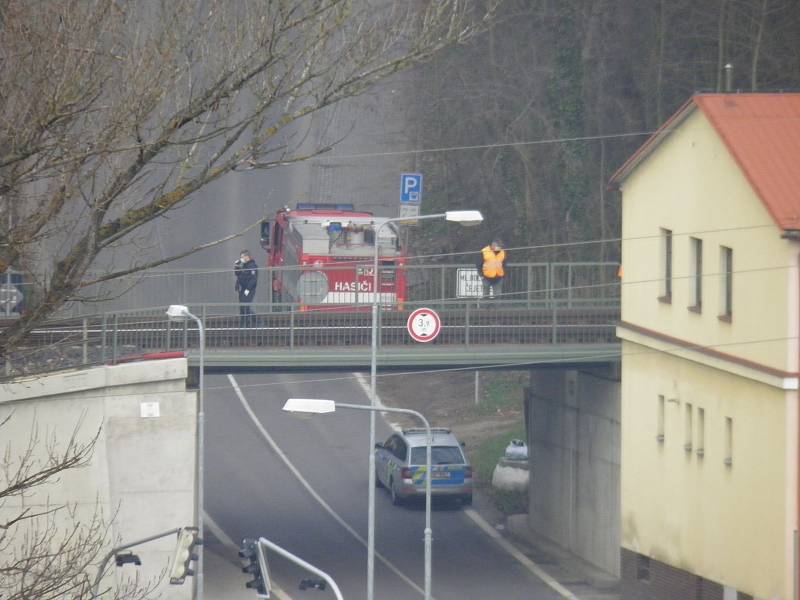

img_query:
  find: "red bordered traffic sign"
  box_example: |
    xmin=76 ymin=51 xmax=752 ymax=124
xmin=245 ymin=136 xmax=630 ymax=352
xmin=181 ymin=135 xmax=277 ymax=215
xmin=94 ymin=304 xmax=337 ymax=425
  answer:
xmin=406 ymin=307 xmax=441 ymax=343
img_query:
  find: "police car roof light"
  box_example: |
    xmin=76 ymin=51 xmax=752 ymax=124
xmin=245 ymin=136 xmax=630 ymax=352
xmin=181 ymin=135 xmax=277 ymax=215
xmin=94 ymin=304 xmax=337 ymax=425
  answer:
xmin=403 ymin=427 xmax=451 ymax=435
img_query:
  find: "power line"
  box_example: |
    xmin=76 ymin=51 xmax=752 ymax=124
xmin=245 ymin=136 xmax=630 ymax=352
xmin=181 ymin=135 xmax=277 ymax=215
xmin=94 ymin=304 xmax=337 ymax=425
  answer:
xmin=311 ymin=130 xmax=658 ymax=161
xmin=77 ymin=221 xmax=778 ymax=279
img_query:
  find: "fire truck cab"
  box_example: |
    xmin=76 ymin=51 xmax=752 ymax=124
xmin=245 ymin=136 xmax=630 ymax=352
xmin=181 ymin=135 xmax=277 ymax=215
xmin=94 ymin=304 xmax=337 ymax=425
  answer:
xmin=260 ymin=203 xmax=407 ymax=309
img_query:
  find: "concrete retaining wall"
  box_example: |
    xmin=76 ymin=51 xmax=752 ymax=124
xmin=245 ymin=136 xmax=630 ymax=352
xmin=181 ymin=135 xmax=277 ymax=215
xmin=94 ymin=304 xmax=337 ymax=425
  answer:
xmin=0 ymin=358 xmax=196 ymax=599
xmin=527 ymin=367 xmax=621 ymax=576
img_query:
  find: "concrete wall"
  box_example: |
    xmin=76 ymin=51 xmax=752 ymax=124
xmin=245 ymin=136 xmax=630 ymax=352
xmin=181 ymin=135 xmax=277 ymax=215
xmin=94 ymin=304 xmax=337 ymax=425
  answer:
xmin=0 ymin=358 xmax=196 ymax=599
xmin=527 ymin=367 xmax=621 ymax=576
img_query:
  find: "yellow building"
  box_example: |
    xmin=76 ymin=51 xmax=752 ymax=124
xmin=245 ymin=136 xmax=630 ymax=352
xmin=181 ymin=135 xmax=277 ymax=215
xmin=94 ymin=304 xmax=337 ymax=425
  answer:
xmin=610 ymin=93 xmax=800 ymax=600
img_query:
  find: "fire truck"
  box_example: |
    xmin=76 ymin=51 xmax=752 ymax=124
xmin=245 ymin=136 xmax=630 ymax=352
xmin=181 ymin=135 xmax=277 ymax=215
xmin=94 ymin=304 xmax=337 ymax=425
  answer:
xmin=260 ymin=203 xmax=407 ymax=309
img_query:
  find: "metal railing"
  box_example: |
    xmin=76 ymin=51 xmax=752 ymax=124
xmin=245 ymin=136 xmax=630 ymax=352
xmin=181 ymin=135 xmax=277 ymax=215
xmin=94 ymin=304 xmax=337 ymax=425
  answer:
xmin=1 ymin=261 xmax=620 ymax=376
xmin=58 ymin=262 xmax=620 ymax=316
xmin=7 ymin=299 xmax=618 ymax=370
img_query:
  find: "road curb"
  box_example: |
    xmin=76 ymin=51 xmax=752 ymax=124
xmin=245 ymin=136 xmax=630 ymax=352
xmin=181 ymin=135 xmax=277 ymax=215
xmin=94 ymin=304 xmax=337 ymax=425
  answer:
xmin=463 ymin=508 xmax=581 ymax=600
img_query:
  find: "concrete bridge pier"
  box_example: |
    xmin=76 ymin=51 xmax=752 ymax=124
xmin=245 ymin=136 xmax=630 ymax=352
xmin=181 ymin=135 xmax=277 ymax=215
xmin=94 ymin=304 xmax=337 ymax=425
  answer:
xmin=524 ymin=366 xmax=621 ymax=578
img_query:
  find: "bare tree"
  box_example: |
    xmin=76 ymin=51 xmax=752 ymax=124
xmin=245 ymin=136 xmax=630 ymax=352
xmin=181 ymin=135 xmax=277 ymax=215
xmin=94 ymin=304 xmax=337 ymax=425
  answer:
xmin=0 ymin=415 xmax=156 ymax=599
xmin=0 ymin=0 xmax=499 ymax=356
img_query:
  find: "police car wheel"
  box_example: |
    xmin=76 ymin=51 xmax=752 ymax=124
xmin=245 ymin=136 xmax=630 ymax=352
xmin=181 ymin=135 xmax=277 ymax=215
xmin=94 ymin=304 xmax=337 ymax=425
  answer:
xmin=462 ymin=494 xmax=473 ymax=506
xmin=390 ymin=480 xmax=402 ymax=506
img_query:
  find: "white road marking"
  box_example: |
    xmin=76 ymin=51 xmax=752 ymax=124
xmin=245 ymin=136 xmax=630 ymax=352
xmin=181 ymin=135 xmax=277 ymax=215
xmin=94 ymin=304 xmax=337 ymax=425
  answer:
xmin=226 ymin=374 xmax=427 ymax=598
xmin=463 ymin=509 xmax=581 ymax=600
xmin=354 ymin=372 xmax=402 ymax=432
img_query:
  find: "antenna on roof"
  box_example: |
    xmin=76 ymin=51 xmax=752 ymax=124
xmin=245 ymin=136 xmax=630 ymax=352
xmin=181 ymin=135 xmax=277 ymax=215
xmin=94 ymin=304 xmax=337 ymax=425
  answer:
xmin=724 ymin=63 xmax=733 ymax=92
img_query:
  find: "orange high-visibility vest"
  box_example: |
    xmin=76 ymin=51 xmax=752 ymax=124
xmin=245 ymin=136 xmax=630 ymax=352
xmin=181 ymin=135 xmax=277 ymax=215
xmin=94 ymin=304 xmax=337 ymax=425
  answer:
xmin=481 ymin=246 xmax=506 ymax=278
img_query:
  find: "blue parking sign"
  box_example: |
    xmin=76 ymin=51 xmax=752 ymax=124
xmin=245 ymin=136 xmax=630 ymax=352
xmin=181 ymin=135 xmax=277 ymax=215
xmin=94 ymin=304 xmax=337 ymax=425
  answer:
xmin=400 ymin=173 xmax=422 ymax=204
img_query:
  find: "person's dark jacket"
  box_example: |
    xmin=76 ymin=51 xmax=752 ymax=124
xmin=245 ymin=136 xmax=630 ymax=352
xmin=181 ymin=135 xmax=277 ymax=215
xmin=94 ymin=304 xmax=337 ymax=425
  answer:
xmin=235 ymin=259 xmax=258 ymax=298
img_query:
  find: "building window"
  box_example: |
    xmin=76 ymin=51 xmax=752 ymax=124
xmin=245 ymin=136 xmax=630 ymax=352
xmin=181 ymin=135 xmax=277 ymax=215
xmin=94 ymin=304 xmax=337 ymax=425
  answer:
xmin=724 ymin=417 xmax=733 ymax=466
xmin=657 ymin=395 xmax=665 ymax=442
xmin=636 ymin=554 xmax=651 ymax=582
xmin=697 ymin=408 xmax=705 ymax=458
xmin=659 ymin=228 xmax=673 ymax=302
xmin=719 ymin=246 xmax=733 ymax=322
xmin=684 ymin=403 xmax=693 ymax=452
xmin=689 ymin=237 xmax=702 ymax=312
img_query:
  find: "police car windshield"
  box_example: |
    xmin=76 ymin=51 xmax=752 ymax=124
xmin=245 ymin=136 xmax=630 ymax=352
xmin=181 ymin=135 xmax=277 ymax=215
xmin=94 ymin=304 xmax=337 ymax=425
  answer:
xmin=410 ymin=446 xmax=464 ymax=465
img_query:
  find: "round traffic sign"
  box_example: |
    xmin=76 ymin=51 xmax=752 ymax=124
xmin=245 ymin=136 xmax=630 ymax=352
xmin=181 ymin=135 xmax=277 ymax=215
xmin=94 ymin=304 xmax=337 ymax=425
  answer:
xmin=406 ymin=307 xmax=441 ymax=343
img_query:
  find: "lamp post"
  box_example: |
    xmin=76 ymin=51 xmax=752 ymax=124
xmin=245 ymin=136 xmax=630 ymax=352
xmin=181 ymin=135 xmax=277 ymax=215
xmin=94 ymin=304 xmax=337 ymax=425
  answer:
xmin=283 ymin=398 xmax=434 ymax=600
xmin=166 ymin=305 xmax=205 ymax=600
xmin=368 ymin=210 xmax=481 ymax=600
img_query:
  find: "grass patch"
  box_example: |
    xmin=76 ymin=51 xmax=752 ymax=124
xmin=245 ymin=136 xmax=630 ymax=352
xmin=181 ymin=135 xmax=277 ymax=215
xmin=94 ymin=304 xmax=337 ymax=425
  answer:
xmin=471 ymin=420 xmax=529 ymax=515
xmin=469 ymin=371 xmax=527 ymax=416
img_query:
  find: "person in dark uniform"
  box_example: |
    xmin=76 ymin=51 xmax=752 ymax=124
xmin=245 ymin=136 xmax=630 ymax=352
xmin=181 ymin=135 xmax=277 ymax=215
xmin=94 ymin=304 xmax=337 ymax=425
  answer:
xmin=234 ymin=249 xmax=258 ymax=327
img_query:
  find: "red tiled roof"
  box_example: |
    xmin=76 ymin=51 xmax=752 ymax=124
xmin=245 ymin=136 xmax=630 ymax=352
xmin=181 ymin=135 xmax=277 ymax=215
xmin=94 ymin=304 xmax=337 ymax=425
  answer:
xmin=610 ymin=93 xmax=800 ymax=231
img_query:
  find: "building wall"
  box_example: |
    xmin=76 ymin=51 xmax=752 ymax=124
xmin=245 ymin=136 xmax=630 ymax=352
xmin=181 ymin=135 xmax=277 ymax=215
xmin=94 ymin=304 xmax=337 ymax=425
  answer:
xmin=620 ymin=108 xmax=799 ymax=374
xmin=620 ymin=339 xmax=789 ymax=599
xmin=0 ymin=358 xmax=196 ymax=599
xmin=527 ymin=367 xmax=621 ymax=575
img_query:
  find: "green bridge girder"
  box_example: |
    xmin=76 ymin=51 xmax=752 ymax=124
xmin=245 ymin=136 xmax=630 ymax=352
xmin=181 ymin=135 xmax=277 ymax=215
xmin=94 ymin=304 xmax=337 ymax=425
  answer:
xmin=187 ymin=343 xmax=621 ymax=372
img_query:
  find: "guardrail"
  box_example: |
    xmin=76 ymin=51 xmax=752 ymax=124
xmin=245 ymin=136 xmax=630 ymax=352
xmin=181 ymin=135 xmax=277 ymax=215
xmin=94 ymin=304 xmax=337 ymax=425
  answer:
xmin=6 ymin=299 xmax=619 ymax=373
xmin=58 ymin=262 xmax=620 ymax=316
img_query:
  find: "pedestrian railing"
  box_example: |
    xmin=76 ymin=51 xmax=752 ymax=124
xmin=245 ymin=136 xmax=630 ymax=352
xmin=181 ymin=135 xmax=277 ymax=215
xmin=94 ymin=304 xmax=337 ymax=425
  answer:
xmin=5 ymin=298 xmax=619 ymax=373
xmin=57 ymin=262 xmax=620 ymax=317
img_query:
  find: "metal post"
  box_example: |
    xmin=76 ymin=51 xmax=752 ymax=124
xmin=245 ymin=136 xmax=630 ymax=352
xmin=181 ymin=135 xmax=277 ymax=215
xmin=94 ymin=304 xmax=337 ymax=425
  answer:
xmin=82 ymin=318 xmax=88 ymax=365
xmin=368 ymin=213 xmax=459 ymax=600
xmin=101 ymin=313 xmax=108 ymax=363
xmin=188 ymin=311 xmax=205 ymax=600
xmin=258 ymin=537 xmax=344 ymax=600
xmin=568 ymin=263 xmax=574 ymax=308
xmin=474 ymin=371 xmax=480 ymax=406
xmin=527 ymin=264 xmax=533 ymax=309
xmin=465 ymin=302 xmax=470 ymax=346
xmin=334 ymin=402 xmax=433 ymax=600
xmin=440 ymin=265 xmax=446 ymax=308
xmin=290 ymin=309 xmax=295 ymax=348
xmin=112 ymin=314 xmax=119 ymax=363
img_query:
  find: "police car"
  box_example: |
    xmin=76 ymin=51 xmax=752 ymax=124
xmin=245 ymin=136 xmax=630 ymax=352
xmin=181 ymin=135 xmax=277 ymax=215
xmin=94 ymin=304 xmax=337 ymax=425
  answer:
xmin=374 ymin=427 xmax=473 ymax=506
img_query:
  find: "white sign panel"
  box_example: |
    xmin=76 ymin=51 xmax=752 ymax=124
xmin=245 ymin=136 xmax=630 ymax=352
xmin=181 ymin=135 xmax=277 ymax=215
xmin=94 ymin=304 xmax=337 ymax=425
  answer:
xmin=140 ymin=401 xmax=160 ymax=418
xmin=457 ymin=268 xmax=483 ymax=298
xmin=398 ymin=204 xmax=420 ymax=224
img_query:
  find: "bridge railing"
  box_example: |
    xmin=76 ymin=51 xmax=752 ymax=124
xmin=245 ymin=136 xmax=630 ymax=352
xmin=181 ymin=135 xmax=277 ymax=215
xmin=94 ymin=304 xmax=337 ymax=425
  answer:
xmin=58 ymin=262 xmax=620 ymax=317
xmin=6 ymin=299 xmax=619 ymax=373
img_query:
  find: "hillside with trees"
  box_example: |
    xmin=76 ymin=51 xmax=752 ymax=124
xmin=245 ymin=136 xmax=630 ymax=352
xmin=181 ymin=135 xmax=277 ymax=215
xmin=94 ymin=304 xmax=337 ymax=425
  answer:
xmin=405 ymin=0 xmax=800 ymax=262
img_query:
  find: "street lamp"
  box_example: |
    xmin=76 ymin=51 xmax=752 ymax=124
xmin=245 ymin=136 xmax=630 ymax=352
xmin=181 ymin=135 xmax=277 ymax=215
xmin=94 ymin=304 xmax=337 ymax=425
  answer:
xmin=368 ymin=210 xmax=481 ymax=600
xmin=166 ymin=304 xmax=205 ymax=600
xmin=284 ymin=397 xmax=434 ymax=600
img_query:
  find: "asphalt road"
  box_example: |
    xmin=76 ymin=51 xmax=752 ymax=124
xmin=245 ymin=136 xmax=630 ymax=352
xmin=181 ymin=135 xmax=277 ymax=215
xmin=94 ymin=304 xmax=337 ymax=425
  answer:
xmin=203 ymin=371 xmax=564 ymax=599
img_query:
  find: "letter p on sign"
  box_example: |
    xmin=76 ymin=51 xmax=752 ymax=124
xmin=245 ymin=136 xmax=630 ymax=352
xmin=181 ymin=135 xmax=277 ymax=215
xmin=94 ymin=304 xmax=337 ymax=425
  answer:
xmin=400 ymin=173 xmax=422 ymax=204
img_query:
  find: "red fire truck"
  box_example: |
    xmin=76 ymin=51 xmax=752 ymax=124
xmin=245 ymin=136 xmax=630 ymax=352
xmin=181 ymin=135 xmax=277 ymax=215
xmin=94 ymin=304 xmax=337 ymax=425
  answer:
xmin=260 ymin=203 xmax=407 ymax=309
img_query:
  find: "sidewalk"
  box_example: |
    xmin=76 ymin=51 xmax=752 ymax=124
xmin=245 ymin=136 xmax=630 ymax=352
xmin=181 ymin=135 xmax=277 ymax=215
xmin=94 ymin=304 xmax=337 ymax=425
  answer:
xmin=204 ymin=539 xmax=292 ymax=600
xmin=502 ymin=514 xmax=620 ymax=600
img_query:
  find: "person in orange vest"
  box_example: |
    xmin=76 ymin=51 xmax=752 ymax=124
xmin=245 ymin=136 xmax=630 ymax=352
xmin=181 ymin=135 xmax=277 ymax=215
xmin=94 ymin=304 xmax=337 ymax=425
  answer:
xmin=477 ymin=239 xmax=506 ymax=300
